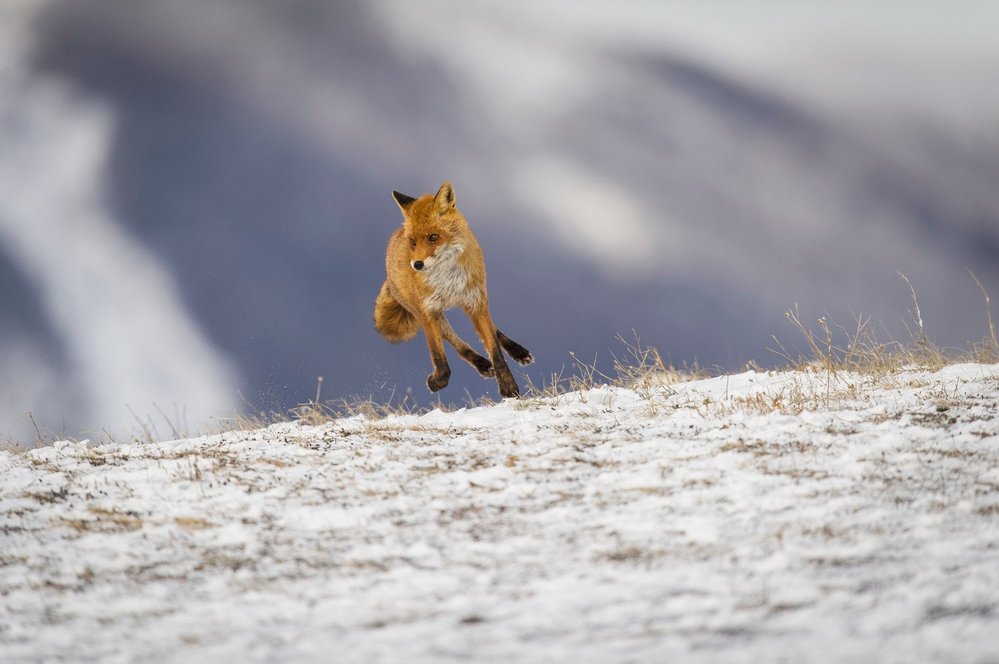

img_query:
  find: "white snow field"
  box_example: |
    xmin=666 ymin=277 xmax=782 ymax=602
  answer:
xmin=2 ymin=364 xmax=998 ymax=663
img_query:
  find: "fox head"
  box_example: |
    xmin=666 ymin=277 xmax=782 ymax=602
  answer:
xmin=392 ymin=181 xmax=464 ymax=272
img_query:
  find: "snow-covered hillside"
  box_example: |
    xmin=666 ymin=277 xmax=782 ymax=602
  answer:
xmin=2 ymin=364 xmax=998 ymax=662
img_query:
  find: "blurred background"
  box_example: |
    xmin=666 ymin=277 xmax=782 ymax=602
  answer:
xmin=2 ymin=0 xmax=998 ymax=442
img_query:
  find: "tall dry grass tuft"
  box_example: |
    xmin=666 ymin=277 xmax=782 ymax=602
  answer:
xmin=519 ymin=332 xmax=707 ymax=414
xmin=288 ymin=375 xmax=428 ymax=428
xmin=968 ymin=270 xmax=999 ymax=363
xmin=611 ymin=332 xmax=709 ymax=391
xmin=766 ymin=273 xmax=992 ymax=382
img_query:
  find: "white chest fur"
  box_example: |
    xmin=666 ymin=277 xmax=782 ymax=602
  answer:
xmin=422 ymin=244 xmax=482 ymax=312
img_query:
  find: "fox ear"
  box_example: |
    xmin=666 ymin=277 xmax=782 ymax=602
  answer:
xmin=434 ymin=181 xmax=455 ymax=213
xmin=392 ymin=191 xmax=416 ymax=212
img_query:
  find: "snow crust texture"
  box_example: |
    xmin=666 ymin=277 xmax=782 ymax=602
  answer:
xmin=2 ymin=364 xmax=998 ymax=663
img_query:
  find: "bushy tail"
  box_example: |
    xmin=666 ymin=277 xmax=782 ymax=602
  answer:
xmin=374 ymin=281 xmax=419 ymax=342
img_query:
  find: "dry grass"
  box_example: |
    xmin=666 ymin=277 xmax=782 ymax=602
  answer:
xmin=709 ymin=275 xmax=997 ymax=416
xmin=289 ymin=391 xmax=427 ymax=429
xmin=968 ymin=269 xmax=999 ymax=362
xmin=174 ymin=516 xmax=214 ymax=531
xmin=517 ymin=274 xmax=999 ymax=418
xmin=771 ymin=273 xmax=997 ymax=376
xmin=519 ymin=332 xmax=708 ymax=410
xmin=56 ymin=507 xmax=144 ymax=533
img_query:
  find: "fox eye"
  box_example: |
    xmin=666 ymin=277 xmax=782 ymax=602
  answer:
xmin=409 ymin=238 xmax=416 ymax=248
xmin=428 ymin=233 xmax=439 ymax=243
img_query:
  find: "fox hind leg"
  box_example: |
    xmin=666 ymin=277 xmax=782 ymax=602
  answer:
xmin=374 ymin=281 xmax=419 ymax=343
xmin=497 ymin=330 xmax=533 ymax=366
xmin=468 ymin=308 xmax=520 ymax=398
xmin=439 ymin=315 xmax=494 ymax=377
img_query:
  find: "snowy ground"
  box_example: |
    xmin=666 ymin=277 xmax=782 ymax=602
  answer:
xmin=2 ymin=364 xmax=998 ymax=663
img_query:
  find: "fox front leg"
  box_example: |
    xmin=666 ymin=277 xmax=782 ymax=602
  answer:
xmin=422 ymin=316 xmax=452 ymax=392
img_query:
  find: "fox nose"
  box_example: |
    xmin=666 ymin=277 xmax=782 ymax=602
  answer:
xmin=412 ymin=260 xmax=424 ymax=271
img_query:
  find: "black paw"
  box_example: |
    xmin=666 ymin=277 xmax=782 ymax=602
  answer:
xmin=511 ymin=349 xmax=534 ymax=366
xmin=504 ymin=341 xmax=533 ymax=365
xmin=473 ymin=356 xmax=495 ymax=377
xmin=427 ymin=369 xmax=451 ymax=392
xmin=497 ymin=331 xmax=533 ymax=366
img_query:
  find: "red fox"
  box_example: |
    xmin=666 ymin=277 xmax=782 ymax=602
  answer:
xmin=374 ymin=181 xmax=533 ymax=398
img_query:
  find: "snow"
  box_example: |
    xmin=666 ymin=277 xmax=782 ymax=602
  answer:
xmin=2 ymin=364 xmax=998 ymax=663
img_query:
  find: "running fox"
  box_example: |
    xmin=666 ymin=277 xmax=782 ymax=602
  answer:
xmin=373 ymin=181 xmax=533 ymax=398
